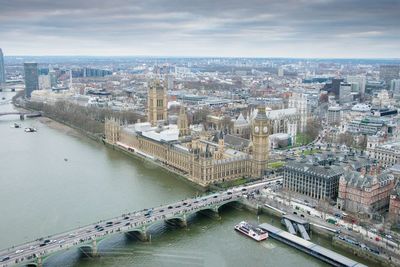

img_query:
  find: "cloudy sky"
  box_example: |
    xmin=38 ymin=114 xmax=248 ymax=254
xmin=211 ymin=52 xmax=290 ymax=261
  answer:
xmin=1 ymin=0 xmax=399 ymax=58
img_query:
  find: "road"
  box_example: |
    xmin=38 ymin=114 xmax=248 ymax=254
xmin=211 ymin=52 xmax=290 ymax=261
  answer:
xmin=0 ymin=180 xmax=272 ymax=267
xmin=261 ymin=188 xmax=400 ymax=263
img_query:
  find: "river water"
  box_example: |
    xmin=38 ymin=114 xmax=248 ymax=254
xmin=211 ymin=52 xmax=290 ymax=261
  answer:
xmin=0 ymin=91 xmax=369 ymax=267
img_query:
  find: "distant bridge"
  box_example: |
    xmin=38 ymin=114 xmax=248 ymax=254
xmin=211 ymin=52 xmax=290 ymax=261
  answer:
xmin=0 ymin=111 xmax=42 ymax=120
xmin=0 ymin=181 xmax=270 ymax=267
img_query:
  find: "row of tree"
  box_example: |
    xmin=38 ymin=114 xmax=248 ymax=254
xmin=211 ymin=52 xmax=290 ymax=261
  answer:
xmin=25 ymin=101 xmax=144 ymax=135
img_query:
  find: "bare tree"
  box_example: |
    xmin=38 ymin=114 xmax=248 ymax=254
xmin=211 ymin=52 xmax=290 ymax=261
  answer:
xmin=305 ymin=117 xmax=322 ymax=142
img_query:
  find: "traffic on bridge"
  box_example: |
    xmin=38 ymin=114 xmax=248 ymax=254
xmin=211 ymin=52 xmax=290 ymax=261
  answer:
xmin=0 ymin=180 xmax=273 ymax=267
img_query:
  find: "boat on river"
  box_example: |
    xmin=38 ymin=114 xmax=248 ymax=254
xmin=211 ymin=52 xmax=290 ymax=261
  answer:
xmin=234 ymin=221 xmax=268 ymax=241
xmin=24 ymin=127 xmax=37 ymax=133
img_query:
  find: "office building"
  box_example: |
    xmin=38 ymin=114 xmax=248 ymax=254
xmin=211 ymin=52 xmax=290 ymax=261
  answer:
xmin=323 ymin=78 xmax=344 ymax=99
xmin=347 ymin=75 xmax=366 ymax=100
xmin=380 ymin=65 xmax=400 ymax=87
xmin=38 ymin=75 xmax=51 ymax=90
xmin=327 ymin=106 xmax=342 ymax=125
xmin=391 ymin=79 xmax=400 ymax=94
xmin=339 ymin=82 xmax=352 ymax=104
xmin=24 ymin=62 xmax=39 ymax=98
xmin=49 ymin=70 xmax=57 ymax=88
xmin=367 ymin=141 xmax=400 ymax=168
xmin=283 ymin=160 xmax=344 ymax=200
xmin=0 ymin=48 xmax=5 ymax=84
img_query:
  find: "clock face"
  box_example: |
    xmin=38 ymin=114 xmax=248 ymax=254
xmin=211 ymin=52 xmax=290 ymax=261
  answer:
xmin=254 ymin=126 xmax=259 ymax=133
xmin=263 ymin=126 xmax=268 ymax=133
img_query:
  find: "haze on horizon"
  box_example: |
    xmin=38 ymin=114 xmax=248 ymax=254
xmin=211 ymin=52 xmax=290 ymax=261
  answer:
xmin=1 ymin=0 xmax=399 ymax=58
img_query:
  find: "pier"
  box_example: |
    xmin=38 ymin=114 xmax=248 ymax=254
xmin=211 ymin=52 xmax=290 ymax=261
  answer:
xmin=259 ymin=223 xmax=367 ymax=267
xmin=281 ymin=214 xmax=311 ymax=241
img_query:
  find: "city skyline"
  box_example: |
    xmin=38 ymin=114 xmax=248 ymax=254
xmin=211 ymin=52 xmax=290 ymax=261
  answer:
xmin=1 ymin=0 xmax=400 ymax=58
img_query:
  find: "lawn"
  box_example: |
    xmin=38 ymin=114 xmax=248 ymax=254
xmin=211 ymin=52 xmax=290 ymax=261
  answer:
xmin=269 ymin=161 xmax=285 ymax=169
xmin=296 ymin=133 xmax=312 ymax=146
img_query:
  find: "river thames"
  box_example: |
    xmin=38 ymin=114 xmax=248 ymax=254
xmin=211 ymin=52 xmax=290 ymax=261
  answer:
xmin=0 ymin=91 xmax=369 ymax=267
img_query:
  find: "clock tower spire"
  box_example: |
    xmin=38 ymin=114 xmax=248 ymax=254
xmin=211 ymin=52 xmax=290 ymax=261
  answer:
xmin=251 ymin=106 xmax=270 ymax=177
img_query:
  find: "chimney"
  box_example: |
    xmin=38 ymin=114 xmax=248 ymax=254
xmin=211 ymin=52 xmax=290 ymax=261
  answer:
xmin=377 ymin=163 xmax=382 ymax=175
xmin=370 ymin=164 xmax=377 ymax=176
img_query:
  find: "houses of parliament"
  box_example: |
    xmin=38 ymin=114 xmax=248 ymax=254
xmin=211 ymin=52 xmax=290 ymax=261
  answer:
xmin=105 ymin=79 xmax=271 ymax=187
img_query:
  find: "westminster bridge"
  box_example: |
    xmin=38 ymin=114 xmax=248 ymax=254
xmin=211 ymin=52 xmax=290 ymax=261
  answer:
xmin=0 ymin=180 xmax=274 ymax=267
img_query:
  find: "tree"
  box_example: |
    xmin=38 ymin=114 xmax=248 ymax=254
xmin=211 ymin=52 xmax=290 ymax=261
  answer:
xmin=305 ymin=117 xmax=322 ymax=143
xmin=221 ymin=116 xmax=233 ymax=133
xmin=338 ymin=132 xmax=354 ymax=147
xmin=357 ymin=135 xmax=368 ymax=150
xmin=192 ymin=107 xmax=210 ymax=125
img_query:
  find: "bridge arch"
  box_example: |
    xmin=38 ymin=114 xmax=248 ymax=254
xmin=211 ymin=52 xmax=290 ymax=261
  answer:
xmin=215 ymin=200 xmax=241 ymax=212
xmin=125 ymin=229 xmax=148 ymax=241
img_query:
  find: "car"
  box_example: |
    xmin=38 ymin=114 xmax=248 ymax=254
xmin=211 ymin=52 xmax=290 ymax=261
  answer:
xmin=175 ymin=205 xmax=181 ymax=208
xmin=1 ymin=256 xmax=10 ymax=262
xmin=227 ymin=191 xmax=233 ymax=195
xmin=44 ymin=239 xmax=51 ymax=243
xmin=183 ymin=202 xmax=188 ymax=205
xmin=58 ymin=239 xmax=65 ymax=244
xmin=97 ymin=227 xmax=104 ymax=231
xmin=168 ymin=206 xmax=173 ymax=209
xmin=39 ymin=243 xmax=46 ymax=247
xmin=194 ymin=200 xmax=199 ymax=203
xmin=15 ymin=250 xmax=24 ymax=254
xmin=124 ymin=216 xmax=130 ymax=220
xmin=106 ymin=223 xmax=113 ymax=227
xmin=159 ymin=209 xmax=164 ymax=212
xmin=114 ymin=221 xmax=121 ymax=225
xmin=385 ymin=234 xmax=393 ymax=240
xmin=241 ymin=188 xmax=247 ymax=191
xmin=202 ymin=199 xmax=207 ymax=201
xmin=125 ymin=222 xmax=130 ymax=226
xmin=213 ymin=195 xmax=218 ymax=198
xmin=68 ymin=233 xmax=76 ymax=237
xmin=106 ymin=221 xmax=113 ymax=225
xmin=29 ymin=246 xmax=35 ymax=250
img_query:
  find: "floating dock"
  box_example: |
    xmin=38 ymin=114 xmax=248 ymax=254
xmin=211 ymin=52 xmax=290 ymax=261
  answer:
xmin=259 ymin=223 xmax=367 ymax=267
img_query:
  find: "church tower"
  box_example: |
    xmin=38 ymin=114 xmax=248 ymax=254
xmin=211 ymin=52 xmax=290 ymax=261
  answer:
xmin=251 ymin=106 xmax=270 ymax=177
xmin=148 ymin=79 xmax=168 ymax=126
xmin=178 ymin=105 xmax=190 ymax=137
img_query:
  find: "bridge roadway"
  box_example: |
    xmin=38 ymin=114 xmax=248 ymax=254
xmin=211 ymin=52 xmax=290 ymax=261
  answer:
xmin=0 ymin=180 xmax=272 ymax=267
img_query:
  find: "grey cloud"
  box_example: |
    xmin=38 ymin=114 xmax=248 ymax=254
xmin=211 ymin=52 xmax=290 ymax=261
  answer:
xmin=0 ymin=0 xmax=399 ymax=57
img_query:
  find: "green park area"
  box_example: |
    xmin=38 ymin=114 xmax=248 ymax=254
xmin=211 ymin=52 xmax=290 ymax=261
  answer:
xmin=296 ymin=133 xmax=313 ymax=146
xmin=269 ymin=161 xmax=285 ymax=169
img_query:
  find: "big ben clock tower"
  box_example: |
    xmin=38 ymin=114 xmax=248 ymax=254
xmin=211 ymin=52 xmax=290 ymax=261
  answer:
xmin=252 ymin=106 xmax=270 ymax=177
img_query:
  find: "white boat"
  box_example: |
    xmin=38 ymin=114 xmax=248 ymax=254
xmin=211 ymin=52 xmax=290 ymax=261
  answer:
xmin=11 ymin=123 xmax=21 ymax=128
xmin=24 ymin=127 xmax=37 ymax=133
xmin=234 ymin=221 xmax=268 ymax=241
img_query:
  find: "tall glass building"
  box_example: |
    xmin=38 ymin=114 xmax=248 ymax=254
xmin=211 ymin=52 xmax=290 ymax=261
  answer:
xmin=0 ymin=48 xmax=5 ymax=84
xmin=24 ymin=62 xmax=39 ymax=98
